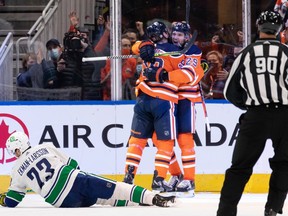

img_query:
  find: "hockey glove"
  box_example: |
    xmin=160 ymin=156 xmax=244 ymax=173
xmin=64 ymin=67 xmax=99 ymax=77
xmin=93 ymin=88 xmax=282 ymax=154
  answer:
xmin=0 ymin=193 xmax=7 ymax=207
xmin=139 ymin=40 xmax=155 ymax=63
xmin=143 ymin=67 xmax=169 ymax=83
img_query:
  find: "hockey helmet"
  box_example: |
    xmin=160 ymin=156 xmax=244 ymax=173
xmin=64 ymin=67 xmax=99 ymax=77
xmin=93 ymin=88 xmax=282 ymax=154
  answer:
xmin=146 ymin=21 xmax=169 ymax=42
xmin=256 ymin=10 xmax=283 ymax=35
xmin=6 ymin=131 xmax=30 ymax=157
xmin=172 ymin=21 xmax=191 ymax=35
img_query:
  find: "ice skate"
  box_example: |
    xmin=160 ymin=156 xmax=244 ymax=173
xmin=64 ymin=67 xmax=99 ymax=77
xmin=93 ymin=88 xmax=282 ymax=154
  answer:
xmin=175 ymin=180 xmax=195 ymax=198
xmin=152 ymin=194 xmax=176 ymax=207
xmin=167 ymin=173 xmax=183 ymax=191
xmin=151 ymin=170 xmax=173 ymax=193
xmin=123 ymin=165 xmax=135 ymax=184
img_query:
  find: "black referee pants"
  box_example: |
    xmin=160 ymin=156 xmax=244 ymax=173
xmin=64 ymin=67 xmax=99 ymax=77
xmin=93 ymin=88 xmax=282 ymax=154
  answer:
xmin=217 ymin=105 xmax=288 ymax=216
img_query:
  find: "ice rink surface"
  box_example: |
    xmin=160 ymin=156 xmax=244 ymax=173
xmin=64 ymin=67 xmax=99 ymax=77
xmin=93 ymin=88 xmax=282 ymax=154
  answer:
xmin=1 ymin=193 xmax=288 ymax=216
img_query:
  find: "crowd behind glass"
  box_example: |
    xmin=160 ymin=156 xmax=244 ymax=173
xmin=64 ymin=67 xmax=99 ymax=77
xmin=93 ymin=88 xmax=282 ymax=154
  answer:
xmin=14 ymin=1 xmax=279 ymax=101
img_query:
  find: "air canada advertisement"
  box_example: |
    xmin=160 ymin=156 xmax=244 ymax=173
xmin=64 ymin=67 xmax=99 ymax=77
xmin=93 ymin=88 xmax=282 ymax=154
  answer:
xmin=0 ymin=103 xmax=273 ymax=175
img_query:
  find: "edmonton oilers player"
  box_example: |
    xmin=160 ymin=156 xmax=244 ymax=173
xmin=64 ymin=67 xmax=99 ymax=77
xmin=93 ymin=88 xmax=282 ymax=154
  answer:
xmin=123 ymin=21 xmax=203 ymax=194
xmin=144 ymin=21 xmax=204 ymax=196
xmin=123 ymin=21 xmax=180 ymax=192
xmin=0 ymin=131 xmax=175 ymax=208
xmin=165 ymin=21 xmax=203 ymax=195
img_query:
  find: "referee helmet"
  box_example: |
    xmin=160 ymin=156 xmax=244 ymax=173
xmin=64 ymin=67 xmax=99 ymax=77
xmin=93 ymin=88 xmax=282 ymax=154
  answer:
xmin=256 ymin=10 xmax=283 ymax=35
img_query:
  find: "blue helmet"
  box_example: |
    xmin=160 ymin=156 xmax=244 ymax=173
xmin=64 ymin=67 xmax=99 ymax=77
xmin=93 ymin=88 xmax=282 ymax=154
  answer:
xmin=172 ymin=21 xmax=191 ymax=35
xmin=146 ymin=21 xmax=169 ymax=43
xmin=256 ymin=10 xmax=283 ymax=35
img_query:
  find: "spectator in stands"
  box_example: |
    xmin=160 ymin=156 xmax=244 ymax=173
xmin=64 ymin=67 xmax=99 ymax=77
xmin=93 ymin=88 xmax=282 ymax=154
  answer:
xmin=233 ymin=30 xmax=244 ymax=57
xmin=68 ymin=10 xmax=79 ymax=33
xmin=197 ymin=24 xmax=237 ymax=62
xmin=197 ymin=30 xmax=224 ymax=57
xmin=17 ymin=52 xmax=43 ymax=88
xmin=93 ymin=5 xmax=109 ymax=44
xmin=101 ymin=35 xmax=136 ymax=100
xmin=51 ymin=25 xmax=100 ymax=99
xmin=279 ymin=20 xmax=288 ymax=44
xmin=19 ymin=52 xmax=34 ymax=74
xmin=93 ymin=17 xmax=110 ymax=55
xmin=44 ymin=38 xmax=63 ymax=88
xmin=59 ymin=31 xmax=84 ymax=88
xmin=223 ymin=54 xmax=236 ymax=72
xmin=17 ymin=53 xmax=36 ymax=87
xmin=200 ymin=50 xmax=229 ymax=99
xmin=93 ymin=14 xmax=106 ymax=44
xmin=135 ymin=57 xmax=143 ymax=79
xmin=135 ymin=21 xmax=148 ymax=40
xmin=77 ymin=26 xmax=102 ymax=100
xmin=66 ymin=11 xmax=103 ymax=86
xmin=67 ymin=11 xmax=95 ymax=55
xmin=211 ymin=31 xmax=232 ymax=57
xmin=77 ymin=27 xmax=95 ymax=57
xmin=123 ymin=21 xmax=149 ymax=45
xmin=91 ymin=15 xmax=111 ymax=85
xmin=236 ymin=30 xmax=244 ymax=47
xmin=123 ymin=28 xmax=138 ymax=45
xmin=123 ymin=57 xmax=142 ymax=100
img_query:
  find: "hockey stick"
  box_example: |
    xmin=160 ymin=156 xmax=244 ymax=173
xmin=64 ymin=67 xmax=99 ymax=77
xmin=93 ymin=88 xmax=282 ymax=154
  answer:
xmin=82 ymin=54 xmax=139 ymax=62
xmin=82 ymin=30 xmax=198 ymax=62
xmin=199 ymin=82 xmax=211 ymax=132
xmin=186 ymin=0 xmax=190 ymax=25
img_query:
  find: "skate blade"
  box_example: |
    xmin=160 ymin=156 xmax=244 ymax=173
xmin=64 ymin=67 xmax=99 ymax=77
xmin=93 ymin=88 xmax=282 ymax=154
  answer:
xmin=157 ymin=190 xmax=195 ymax=198
xmin=175 ymin=190 xmax=195 ymax=198
xmin=152 ymin=189 xmax=163 ymax=194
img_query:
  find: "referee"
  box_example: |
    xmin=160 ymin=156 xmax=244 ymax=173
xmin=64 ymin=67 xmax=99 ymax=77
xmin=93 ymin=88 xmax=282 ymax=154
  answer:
xmin=217 ymin=11 xmax=288 ymax=216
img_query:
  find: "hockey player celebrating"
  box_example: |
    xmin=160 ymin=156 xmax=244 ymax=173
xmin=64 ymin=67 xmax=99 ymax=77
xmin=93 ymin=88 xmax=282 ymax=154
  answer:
xmin=123 ymin=21 xmax=204 ymax=196
xmin=0 ymin=131 xmax=175 ymax=208
xmin=150 ymin=21 xmax=204 ymax=195
xmin=123 ymin=21 xmax=183 ymax=192
xmin=166 ymin=21 xmax=203 ymax=194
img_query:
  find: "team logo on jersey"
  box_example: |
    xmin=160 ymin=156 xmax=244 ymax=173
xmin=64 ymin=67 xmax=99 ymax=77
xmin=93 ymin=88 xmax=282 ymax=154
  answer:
xmin=0 ymin=113 xmax=29 ymax=164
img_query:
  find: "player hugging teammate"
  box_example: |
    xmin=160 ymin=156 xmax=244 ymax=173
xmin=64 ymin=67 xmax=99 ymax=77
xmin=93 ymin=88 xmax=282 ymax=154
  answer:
xmin=123 ymin=20 xmax=205 ymax=198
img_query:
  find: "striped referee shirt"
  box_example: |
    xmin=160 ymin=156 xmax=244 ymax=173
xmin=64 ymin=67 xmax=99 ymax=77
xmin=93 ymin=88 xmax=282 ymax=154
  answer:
xmin=224 ymin=38 xmax=288 ymax=110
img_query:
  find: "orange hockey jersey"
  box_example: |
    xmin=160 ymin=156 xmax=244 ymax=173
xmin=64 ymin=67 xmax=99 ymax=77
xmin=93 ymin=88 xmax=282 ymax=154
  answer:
xmin=135 ymin=42 xmax=204 ymax=103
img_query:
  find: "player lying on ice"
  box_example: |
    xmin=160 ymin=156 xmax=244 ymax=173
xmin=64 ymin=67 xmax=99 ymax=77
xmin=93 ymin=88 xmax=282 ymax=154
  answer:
xmin=0 ymin=131 xmax=175 ymax=208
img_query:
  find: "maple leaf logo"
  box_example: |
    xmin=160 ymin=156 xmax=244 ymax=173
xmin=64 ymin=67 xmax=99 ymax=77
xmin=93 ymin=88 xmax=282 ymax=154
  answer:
xmin=0 ymin=113 xmax=29 ymax=164
xmin=0 ymin=120 xmax=15 ymax=164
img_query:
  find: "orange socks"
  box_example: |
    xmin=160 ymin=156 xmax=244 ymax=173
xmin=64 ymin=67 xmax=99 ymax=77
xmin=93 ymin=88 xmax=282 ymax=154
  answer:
xmin=125 ymin=136 xmax=147 ymax=175
xmin=154 ymin=139 xmax=174 ymax=179
xmin=178 ymin=133 xmax=195 ymax=180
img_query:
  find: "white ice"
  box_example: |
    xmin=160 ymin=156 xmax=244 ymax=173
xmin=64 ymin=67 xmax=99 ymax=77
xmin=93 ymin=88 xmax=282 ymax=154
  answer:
xmin=1 ymin=193 xmax=288 ymax=216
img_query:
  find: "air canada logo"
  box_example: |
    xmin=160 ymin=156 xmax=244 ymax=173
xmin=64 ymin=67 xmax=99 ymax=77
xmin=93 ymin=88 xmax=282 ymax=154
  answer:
xmin=0 ymin=113 xmax=29 ymax=164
